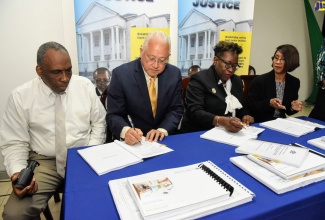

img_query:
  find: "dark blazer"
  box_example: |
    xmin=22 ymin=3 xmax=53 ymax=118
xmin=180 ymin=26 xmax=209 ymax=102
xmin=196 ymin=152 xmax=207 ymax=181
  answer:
xmin=309 ymin=87 xmax=325 ymax=121
xmin=106 ymin=58 xmax=184 ymax=138
xmin=247 ymin=70 xmax=300 ymax=122
xmin=95 ymin=87 xmax=101 ymax=96
xmin=180 ymin=65 xmax=249 ymax=133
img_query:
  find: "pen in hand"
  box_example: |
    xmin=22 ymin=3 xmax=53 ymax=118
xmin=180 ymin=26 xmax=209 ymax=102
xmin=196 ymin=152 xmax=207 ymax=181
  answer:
xmin=127 ymin=115 xmax=142 ymax=145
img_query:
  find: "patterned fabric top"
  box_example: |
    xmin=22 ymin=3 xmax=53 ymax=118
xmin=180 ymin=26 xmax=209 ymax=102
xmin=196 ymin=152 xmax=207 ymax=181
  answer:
xmin=316 ymin=38 xmax=325 ymax=86
xmin=274 ymin=81 xmax=285 ymax=117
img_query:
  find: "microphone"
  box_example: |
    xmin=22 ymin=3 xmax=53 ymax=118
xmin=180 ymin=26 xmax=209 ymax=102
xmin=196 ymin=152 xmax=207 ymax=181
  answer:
xmin=14 ymin=160 xmax=40 ymax=189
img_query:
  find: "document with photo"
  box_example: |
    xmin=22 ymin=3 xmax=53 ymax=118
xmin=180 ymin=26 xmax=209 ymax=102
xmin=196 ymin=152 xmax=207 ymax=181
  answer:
xmin=231 ymin=155 xmax=325 ymax=194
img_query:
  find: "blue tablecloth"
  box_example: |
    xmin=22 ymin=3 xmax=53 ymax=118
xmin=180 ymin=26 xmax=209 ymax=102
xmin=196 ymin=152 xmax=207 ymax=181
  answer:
xmin=63 ymin=117 xmax=325 ymax=219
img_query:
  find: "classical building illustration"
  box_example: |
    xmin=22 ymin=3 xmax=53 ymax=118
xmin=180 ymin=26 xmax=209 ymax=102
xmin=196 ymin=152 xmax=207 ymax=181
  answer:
xmin=76 ymin=1 xmax=170 ymax=78
xmin=178 ymin=9 xmax=253 ymax=71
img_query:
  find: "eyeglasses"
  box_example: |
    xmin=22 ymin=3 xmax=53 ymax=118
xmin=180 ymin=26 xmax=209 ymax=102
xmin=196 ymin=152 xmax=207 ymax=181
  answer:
xmin=216 ymin=56 xmax=240 ymax=70
xmin=144 ymin=54 xmax=169 ymax=66
xmin=273 ymin=56 xmax=285 ymax=63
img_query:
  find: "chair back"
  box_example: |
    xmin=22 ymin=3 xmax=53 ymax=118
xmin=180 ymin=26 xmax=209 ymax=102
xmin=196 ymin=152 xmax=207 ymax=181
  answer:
xmin=248 ymin=65 xmax=256 ymax=75
xmin=240 ymin=75 xmax=258 ymax=102
xmin=181 ymin=77 xmax=191 ymax=108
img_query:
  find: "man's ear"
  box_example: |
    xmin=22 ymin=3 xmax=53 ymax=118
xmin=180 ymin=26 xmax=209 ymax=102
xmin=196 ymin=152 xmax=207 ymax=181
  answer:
xmin=36 ymin=65 xmax=42 ymax=77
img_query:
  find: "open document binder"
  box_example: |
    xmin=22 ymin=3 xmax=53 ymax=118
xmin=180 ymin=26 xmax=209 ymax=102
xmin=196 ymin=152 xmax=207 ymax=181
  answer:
xmin=78 ymin=137 xmax=173 ymax=175
xmin=260 ymin=118 xmax=323 ymax=137
xmin=200 ymin=126 xmax=265 ymax=147
xmin=108 ymin=161 xmax=254 ymax=220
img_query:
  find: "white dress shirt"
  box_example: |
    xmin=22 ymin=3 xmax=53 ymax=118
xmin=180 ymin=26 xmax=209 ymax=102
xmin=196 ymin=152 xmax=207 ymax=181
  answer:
xmin=0 ymin=75 xmax=106 ymax=177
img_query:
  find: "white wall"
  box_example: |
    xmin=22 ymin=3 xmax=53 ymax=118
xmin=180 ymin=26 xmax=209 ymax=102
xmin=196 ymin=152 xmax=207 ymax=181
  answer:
xmin=0 ymin=0 xmax=78 ymax=171
xmin=250 ymin=0 xmax=324 ymax=101
xmin=0 ymin=0 xmax=322 ymax=171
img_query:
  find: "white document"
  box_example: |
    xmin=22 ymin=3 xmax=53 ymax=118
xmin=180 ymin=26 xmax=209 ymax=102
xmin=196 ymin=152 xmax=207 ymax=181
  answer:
xmin=246 ymin=151 xmax=325 ymax=179
xmin=114 ymin=137 xmax=173 ymax=159
xmin=231 ymin=156 xmax=325 ymax=194
xmin=286 ymin=117 xmax=325 ymax=129
xmin=78 ymin=137 xmax=173 ymax=175
xmin=260 ymin=118 xmax=317 ymax=137
xmin=236 ymin=139 xmax=309 ymax=167
xmin=308 ymin=137 xmax=325 ymax=150
xmin=200 ymin=126 xmax=265 ymax=147
xmin=78 ymin=142 xmax=142 ymax=175
xmin=108 ymin=161 xmax=254 ymax=220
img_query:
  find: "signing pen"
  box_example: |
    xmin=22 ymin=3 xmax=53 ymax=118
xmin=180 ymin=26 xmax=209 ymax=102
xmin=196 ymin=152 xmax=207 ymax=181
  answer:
xmin=291 ymin=143 xmax=325 ymax=158
xmin=127 ymin=115 xmax=142 ymax=145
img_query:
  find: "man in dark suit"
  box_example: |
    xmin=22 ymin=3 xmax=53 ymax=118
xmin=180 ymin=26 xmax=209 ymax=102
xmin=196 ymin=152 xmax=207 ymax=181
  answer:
xmin=94 ymin=67 xmax=110 ymax=107
xmin=106 ymin=31 xmax=184 ymax=145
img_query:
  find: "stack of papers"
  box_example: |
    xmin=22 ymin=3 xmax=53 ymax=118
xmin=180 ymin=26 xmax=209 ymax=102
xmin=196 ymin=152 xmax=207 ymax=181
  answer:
xmin=231 ymin=155 xmax=325 ymax=194
xmin=246 ymin=151 xmax=325 ymax=179
xmin=109 ymin=161 xmax=255 ymax=220
xmin=78 ymin=137 xmax=173 ymax=175
xmin=200 ymin=126 xmax=265 ymax=147
xmin=232 ymin=140 xmax=325 ymax=194
xmin=260 ymin=118 xmax=323 ymax=137
xmin=235 ymin=139 xmax=309 ymax=167
xmin=307 ymin=136 xmax=325 ymax=150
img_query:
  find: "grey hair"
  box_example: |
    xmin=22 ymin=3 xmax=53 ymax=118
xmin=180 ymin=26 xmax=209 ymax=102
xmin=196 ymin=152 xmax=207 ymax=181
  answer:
xmin=37 ymin=41 xmax=69 ymax=66
xmin=142 ymin=31 xmax=171 ymax=53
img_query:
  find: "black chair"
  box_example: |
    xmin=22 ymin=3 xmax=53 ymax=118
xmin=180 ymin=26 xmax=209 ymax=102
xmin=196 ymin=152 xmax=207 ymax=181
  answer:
xmin=248 ymin=65 xmax=256 ymax=75
xmin=43 ymin=190 xmax=62 ymax=220
xmin=240 ymin=75 xmax=258 ymax=102
xmin=239 ymin=65 xmax=258 ymax=102
xmin=181 ymin=77 xmax=190 ymax=108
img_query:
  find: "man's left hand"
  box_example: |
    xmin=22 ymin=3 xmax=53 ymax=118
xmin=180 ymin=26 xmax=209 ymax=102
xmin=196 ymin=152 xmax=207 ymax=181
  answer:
xmin=146 ymin=129 xmax=165 ymax=142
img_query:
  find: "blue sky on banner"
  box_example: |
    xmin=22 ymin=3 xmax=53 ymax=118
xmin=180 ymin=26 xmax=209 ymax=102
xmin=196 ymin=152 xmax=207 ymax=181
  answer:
xmin=178 ymin=0 xmax=255 ymax=25
xmin=74 ymin=0 xmax=171 ymax=23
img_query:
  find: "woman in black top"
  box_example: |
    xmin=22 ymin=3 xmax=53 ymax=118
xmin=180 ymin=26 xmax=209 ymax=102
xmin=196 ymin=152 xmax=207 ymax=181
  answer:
xmin=180 ymin=41 xmax=254 ymax=133
xmin=247 ymin=44 xmax=302 ymax=123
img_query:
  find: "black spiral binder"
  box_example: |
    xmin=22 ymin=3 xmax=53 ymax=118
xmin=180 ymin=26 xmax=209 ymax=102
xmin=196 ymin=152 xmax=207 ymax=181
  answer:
xmin=198 ymin=163 xmax=234 ymax=196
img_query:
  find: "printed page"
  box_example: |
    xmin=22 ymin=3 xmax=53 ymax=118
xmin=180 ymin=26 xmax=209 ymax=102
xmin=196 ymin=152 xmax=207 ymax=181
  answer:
xmin=236 ymin=140 xmax=309 ymax=167
xmin=231 ymin=156 xmax=325 ymax=194
xmin=286 ymin=117 xmax=325 ymax=129
xmin=260 ymin=118 xmax=315 ymax=137
xmin=127 ymin=163 xmax=230 ymax=219
xmin=109 ymin=161 xmax=254 ymax=220
xmin=200 ymin=126 xmax=264 ymax=147
xmin=77 ymin=142 xmax=142 ymax=175
xmin=247 ymin=151 xmax=325 ymax=179
xmin=308 ymin=137 xmax=325 ymax=150
xmin=115 ymin=137 xmax=173 ymax=159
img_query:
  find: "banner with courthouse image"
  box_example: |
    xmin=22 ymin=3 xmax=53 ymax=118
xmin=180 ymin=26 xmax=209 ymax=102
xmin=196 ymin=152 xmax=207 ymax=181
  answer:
xmin=178 ymin=0 xmax=255 ymax=76
xmin=74 ymin=0 xmax=174 ymax=81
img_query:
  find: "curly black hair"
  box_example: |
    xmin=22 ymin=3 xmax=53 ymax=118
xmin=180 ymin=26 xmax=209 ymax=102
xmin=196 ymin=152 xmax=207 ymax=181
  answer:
xmin=213 ymin=41 xmax=243 ymax=57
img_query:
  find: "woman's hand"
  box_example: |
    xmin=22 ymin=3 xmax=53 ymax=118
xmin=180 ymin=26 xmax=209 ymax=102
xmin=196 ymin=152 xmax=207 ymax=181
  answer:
xmin=291 ymin=100 xmax=302 ymax=111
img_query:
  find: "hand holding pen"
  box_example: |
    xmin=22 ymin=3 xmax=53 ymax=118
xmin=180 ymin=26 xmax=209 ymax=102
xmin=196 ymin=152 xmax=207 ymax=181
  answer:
xmin=126 ymin=115 xmax=143 ymax=146
xmin=223 ymin=116 xmax=244 ymax=133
